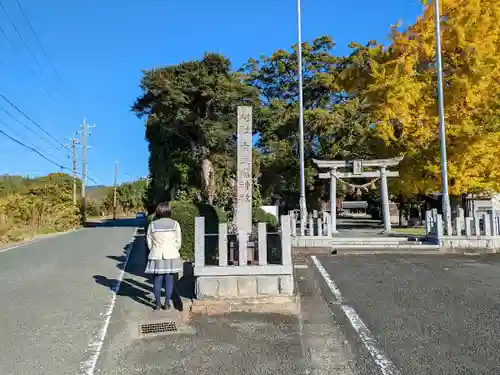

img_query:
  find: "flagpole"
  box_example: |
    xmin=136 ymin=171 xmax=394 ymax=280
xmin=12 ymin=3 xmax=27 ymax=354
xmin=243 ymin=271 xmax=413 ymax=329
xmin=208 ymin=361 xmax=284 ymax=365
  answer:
xmin=434 ymin=0 xmax=451 ymax=229
xmin=297 ymin=0 xmax=307 ymax=220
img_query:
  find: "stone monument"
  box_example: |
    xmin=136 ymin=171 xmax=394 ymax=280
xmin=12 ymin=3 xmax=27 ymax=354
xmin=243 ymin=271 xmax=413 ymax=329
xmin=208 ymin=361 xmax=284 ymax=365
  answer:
xmin=235 ymin=106 xmax=253 ymax=235
xmin=231 ymin=106 xmax=253 ymax=264
xmin=192 ymin=106 xmax=295 ymax=304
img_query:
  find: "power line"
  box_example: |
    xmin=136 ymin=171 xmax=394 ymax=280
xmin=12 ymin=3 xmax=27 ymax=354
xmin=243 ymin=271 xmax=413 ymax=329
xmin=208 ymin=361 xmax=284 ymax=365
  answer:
xmin=13 ymin=0 xmax=65 ymax=86
xmin=0 ymin=23 xmax=54 ymax=99
xmin=2 ymin=107 xmax=64 ymax=152
xmin=0 ymin=127 xmax=64 ymax=169
xmin=0 ymin=0 xmax=58 ymax=96
xmin=0 ymin=128 xmax=99 ymax=184
xmin=0 ymin=93 xmax=69 ymax=152
xmin=0 ymin=116 xmax=58 ymax=160
xmin=123 ymin=171 xmax=142 ymax=179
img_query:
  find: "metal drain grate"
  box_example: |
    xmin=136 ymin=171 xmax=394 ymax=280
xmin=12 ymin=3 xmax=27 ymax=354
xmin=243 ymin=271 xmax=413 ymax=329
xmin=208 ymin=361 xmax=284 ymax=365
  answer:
xmin=140 ymin=321 xmax=178 ymax=336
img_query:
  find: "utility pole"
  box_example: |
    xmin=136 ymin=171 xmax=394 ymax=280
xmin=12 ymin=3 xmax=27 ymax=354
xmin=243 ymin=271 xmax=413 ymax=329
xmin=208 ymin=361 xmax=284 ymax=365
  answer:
xmin=78 ymin=118 xmax=95 ymax=221
xmin=71 ymin=137 xmax=78 ymax=205
xmin=81 ymin=119 xmax=87 ymax=208
xmin=65 ymin=134 xmax=79 ymax=205
xmin=113 ymin=161 xmax=118 ymax=220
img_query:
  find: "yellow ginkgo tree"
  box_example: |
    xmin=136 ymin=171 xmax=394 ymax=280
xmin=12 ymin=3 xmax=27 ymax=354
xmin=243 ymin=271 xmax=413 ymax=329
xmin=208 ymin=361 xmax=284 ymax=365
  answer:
xmin=344 ymin=0 xmax=500 ymax=197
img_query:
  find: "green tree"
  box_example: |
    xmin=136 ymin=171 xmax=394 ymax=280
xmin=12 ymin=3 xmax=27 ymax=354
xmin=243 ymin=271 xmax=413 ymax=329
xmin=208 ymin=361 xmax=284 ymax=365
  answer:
xmin=101 ymin=179 xmax=148 ymax=215
xmin=242 ymin=36 xmax=380 ymax=208
xmin=132 ymin=53 xmax=260 ymax=209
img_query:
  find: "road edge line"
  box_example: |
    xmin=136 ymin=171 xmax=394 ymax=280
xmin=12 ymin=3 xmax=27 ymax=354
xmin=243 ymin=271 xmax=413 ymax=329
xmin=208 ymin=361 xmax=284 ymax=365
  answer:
xmin=78 ymin=227 xmax=138 ymax=375
xmin=311 ymin=255 xmax=343 ymax=302
xmin=310 ymin=255 xmax=401 ymax=375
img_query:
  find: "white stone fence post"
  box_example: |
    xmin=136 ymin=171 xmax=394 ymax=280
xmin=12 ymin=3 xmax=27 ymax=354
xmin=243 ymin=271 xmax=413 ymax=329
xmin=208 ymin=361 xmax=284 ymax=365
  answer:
xmin=425 ymin=209 xmax=500 ymax=250
xmin=194 ymin=215 xmax=292 ymax=269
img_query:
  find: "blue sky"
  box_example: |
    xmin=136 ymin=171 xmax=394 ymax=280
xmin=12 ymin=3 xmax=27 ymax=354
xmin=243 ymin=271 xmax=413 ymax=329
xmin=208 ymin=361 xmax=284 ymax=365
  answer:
xmin=0 ymin=0 xmax=423 ymax=186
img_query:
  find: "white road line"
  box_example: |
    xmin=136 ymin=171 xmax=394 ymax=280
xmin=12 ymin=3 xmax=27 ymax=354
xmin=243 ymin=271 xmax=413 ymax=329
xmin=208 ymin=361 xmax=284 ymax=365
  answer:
xmin=78 ymin=228 xmax=138 ymax=375
xmin=311 ymin=256 xmax=401 ymax=375
xmin=311 ymin=256 xmax=343 ymax=302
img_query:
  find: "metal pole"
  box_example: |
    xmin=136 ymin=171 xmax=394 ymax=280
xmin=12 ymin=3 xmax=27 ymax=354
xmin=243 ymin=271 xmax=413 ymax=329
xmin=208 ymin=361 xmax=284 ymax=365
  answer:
xmin=434 ymin=0 xmax=452 ymax=229
xmin=297 ymin=0 xmax=307 ymax=220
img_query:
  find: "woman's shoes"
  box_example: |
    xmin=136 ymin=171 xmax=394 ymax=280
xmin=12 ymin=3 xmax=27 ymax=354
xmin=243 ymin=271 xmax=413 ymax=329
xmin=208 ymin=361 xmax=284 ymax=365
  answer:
xmin=153 ymin=302 xmax=171 ymax=310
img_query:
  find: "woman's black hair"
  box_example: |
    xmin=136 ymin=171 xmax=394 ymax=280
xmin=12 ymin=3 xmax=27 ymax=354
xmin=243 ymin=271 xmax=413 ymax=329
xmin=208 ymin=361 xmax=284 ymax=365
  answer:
xmin=155 ymin=202 xmax=172 ymax=219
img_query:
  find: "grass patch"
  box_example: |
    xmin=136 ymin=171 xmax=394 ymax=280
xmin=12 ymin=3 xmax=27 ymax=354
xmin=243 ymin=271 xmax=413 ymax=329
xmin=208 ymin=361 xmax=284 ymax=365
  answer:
xmin=392 ymin=227 xmax=425 ymax=235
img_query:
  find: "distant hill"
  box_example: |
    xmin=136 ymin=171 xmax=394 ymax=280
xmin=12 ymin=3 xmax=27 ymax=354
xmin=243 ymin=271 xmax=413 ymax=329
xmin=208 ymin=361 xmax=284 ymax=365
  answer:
xmin=86 ymin=185 xmax=109 ymax=200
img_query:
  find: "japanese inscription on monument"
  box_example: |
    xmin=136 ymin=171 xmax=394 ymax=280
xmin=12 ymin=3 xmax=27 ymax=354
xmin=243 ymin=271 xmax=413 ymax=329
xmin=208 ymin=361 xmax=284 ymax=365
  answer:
xmin=236 ymin=106 xmax=253 ymax=235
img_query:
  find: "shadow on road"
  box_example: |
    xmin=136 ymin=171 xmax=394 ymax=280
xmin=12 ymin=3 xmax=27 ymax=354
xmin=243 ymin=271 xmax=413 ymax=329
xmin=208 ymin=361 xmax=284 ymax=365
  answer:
xmin=93 ymin=275 xmax=155 ymax=308
xmin=94 ymin=229 xmax=195 ymax=312
xmin=84 ymin=218 xmax=144 ymax=228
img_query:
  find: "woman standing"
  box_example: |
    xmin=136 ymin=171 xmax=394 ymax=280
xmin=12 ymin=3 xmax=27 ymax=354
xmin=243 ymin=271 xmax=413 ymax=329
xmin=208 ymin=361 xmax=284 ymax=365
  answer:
xmin=145 ymin=203 xmax=183 ymax=310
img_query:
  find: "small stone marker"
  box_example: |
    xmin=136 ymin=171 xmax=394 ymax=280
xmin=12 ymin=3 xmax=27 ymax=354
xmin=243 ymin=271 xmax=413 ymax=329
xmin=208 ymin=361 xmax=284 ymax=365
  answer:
xmin=474 ymin=216 xmax=481 ymax=236
xmin=465 ymin=218 xmax=473 ymax=237
xmin=425 ymin=210 xmax=432 ymax=235
xmin=436 ymin=215 xmax=444 ymax=237
xmin=484 ymin=214 xmax=491 ymax=236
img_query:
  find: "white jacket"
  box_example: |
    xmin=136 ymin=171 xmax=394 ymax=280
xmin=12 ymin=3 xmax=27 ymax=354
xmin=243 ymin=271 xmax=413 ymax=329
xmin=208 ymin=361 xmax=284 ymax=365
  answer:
xmin=146 ymin=218 xmax=182 ymax=260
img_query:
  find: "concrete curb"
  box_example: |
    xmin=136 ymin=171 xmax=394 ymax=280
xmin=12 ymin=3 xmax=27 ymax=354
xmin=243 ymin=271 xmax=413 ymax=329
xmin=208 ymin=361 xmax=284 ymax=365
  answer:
xmin=333 ymin=250 xmax=443 ymax=255
xmin=294 ymin=247 xmax=500 ymax=256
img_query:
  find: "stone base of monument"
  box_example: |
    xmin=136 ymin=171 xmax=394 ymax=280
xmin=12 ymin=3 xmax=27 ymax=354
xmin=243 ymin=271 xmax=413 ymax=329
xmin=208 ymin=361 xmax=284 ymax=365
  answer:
xmin=190 ymin=294 xmax=299 ymax=315
xmin=193 ymin=216 xmax=294 ymax=310
xmin=195 ymin=273 xmax=294 ymax=299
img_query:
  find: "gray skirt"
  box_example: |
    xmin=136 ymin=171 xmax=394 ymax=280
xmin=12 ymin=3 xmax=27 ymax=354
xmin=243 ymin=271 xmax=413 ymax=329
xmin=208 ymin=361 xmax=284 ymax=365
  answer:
xmin=145 ymin=257 xmax=183 ymax=275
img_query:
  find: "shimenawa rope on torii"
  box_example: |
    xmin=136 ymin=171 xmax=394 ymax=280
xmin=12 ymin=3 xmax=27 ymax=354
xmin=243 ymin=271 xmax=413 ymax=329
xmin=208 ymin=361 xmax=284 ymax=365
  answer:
xmin=334 ymin=175 xmax=380 ymax=196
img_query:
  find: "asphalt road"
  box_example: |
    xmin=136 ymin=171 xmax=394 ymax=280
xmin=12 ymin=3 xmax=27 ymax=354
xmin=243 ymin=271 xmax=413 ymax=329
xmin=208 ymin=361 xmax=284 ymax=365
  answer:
xmin=0 ymin=220 xmax=139 ymax=375
xmin=315 ymin=254 xmax=500 ymax=375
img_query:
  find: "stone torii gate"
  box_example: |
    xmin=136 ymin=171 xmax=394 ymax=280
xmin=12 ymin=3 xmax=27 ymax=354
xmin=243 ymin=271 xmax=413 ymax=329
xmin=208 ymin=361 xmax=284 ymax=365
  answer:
xmin=313 ymin=157 xmax=403 ymax=233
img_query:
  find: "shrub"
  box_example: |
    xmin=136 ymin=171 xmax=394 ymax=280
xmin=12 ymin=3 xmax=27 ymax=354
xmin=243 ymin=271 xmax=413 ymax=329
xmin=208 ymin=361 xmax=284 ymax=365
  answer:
xmin=214 ymin=206 xmax=228 ymax=223
xmin=196 ymin=203 xmax=227 ymax=234
xmin=147 ymin=201 xmax=227 ymax=261
xmin=85 ymin=199 xmax=102 ymax=217
xmin=0 ymin=187 xmax=80 ymax=243
xmin=253 ymin=207 xmax=279 ymax=232
xmin=170 ymin=201 xmax=200 ymax=260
